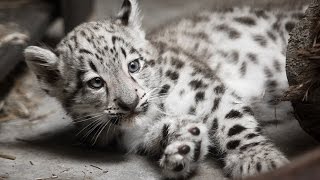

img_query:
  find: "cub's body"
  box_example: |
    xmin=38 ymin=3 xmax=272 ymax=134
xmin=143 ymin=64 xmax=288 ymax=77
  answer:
xmin=24 ymin=1 xmax=304 ymax=179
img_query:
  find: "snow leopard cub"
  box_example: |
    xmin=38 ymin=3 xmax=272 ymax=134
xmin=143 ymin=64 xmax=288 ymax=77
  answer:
xmin=24 ymin=0 xmax=304 ymax=179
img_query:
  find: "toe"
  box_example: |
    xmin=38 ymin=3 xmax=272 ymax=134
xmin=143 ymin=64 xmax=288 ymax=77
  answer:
xmin=173 ymin=164 xmax=184 ymax=172
xmin=188 ymin=127 xmax=200 ymax=136
xmin=178 ymin=145 xmax=191 ymax=155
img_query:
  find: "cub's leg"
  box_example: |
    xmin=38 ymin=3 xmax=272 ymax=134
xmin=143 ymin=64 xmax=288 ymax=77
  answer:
xmin=210 ymin=91 xmax=289 ymax=178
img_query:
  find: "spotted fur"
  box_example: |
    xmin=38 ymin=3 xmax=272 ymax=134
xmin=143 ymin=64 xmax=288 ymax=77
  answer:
xmin=24 ymin=0 xmax=306 ymax=179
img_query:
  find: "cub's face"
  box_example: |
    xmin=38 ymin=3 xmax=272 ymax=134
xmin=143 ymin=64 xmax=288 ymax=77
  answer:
xmin=24 ymin=0 xmax=160 ymax=132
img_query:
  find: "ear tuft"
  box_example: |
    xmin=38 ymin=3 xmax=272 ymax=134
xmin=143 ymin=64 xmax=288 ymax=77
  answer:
xmin=116 ymin=0 xmax=142 ymax=28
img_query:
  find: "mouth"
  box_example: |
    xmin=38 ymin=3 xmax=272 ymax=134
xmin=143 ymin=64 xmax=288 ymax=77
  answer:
xmin=108 ymin=113 xmax=124 ymax=125
xmin=110 ymin=116 xmax=120 ymax=125
xmin=109 ymin=112 xmax=139 ymax=126
xmin=107 ymin=101 xmax=149 ymax=126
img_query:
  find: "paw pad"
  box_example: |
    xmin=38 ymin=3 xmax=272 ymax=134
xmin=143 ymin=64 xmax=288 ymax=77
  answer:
xmin=188 ymin=127 xmax=200 ymax=136
xmin=178 ymin=145 xmax=190 ymax=155
xmin=173 ymin=164 xmax=184 ymax=172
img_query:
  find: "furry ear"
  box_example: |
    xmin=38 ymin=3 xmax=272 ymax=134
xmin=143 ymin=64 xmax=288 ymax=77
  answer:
xmin=24 ymin=46 xmax=61 ymax=96
xmin=116 ymin=0 xmax=142 ymax=28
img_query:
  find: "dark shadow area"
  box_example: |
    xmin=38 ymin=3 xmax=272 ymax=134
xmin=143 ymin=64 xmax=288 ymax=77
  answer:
xmin=5 ymin=125 xmax=128 ymax=163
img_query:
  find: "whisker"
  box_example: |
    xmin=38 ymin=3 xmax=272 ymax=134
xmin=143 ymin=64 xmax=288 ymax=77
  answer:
xmin=73 ymin=114 xmax=105 ymax=124
xmin=76 ymin=118 xmax=102 ymax=136
xmin=147 ymin=96 xmax=162 ymax=102
xmin=72 ymin=112 xmax=105 ymax=121
xmin=148 ymin=94 xmax=167 ymax=101
xmin=93 ymin=120 xmax=110 ymax=145
xmin=146 ymin=87 xmax=161 ymax=95
xmin=91 ymin=117 xmax=112 ymax=143
xmin=82 ymin=121 xmax=101 ymax=140
xmin=105 ymin=117 xmax=116 ymax=138
xmin=84 ymin=118 xmax=104 ymax=140
xmin=91 ymin=120 xmax=107 ymax=144
xmin=153 ymin=106 xmax=174 ymax=116
xmin=148 ymin=93 xmax=167 ymax=100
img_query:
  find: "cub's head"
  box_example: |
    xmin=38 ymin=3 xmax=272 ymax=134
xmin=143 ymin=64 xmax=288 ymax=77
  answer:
xmin=24 ymin=0 xmax=160 ymax=132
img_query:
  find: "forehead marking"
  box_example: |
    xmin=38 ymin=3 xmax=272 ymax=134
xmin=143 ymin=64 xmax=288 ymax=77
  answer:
xmin=121 ymin=47 xmax=127 ymax=58
xmin=79 ymin=49 xmax=93 ymax=55
xmin=89 ymin=61 xmax=98 ymax=72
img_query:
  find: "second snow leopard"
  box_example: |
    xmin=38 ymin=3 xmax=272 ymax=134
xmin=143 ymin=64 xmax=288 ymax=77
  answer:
xmin=24 ymin=0 xmax=304 ymax=179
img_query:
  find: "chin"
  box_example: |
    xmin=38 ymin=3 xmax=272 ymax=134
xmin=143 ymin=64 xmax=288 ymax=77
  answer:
xmin=119 ymin=114 xmax=139 ymax=128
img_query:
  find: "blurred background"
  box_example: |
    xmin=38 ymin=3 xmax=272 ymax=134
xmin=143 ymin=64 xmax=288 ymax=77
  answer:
xmin=0 ymin=0 xmax=317 ymax=180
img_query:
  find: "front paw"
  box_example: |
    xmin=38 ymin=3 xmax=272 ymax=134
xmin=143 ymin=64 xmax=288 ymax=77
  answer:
xmin=159 ymin=125 xmax=209 ymax=179
xmin=224 ymin=143 xmax=289 ymax=179
xmin=159 ymin=141 xmax=200 ymax=179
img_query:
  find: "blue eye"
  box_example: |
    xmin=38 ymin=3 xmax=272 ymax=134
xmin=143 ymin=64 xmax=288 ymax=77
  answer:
xmin=88 ymin=77 xmax=104 ymax=89
xmin=128 ymin=59 xmax=141 ymax=73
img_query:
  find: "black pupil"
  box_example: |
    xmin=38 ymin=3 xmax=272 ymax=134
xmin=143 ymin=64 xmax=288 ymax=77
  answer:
xmin=130 ymin=63 xmax=137 ymax=69
xmin=129 ymin=60 xmax=139 ymax=72
xmin=91 ymin=78 xmax=102 ymax=88
xmin=94 ymin=78 xmax=101 ymax=85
